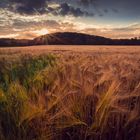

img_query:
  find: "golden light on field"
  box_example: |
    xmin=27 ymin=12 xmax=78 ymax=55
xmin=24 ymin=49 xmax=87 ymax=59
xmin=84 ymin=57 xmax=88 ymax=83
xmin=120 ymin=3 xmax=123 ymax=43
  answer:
xmin=0 ymin=46 xmax=140 ymax=139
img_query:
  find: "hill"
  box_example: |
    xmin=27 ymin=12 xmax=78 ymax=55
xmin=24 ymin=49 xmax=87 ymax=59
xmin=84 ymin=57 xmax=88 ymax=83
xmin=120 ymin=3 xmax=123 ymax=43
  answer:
xmin=0 ymin=32 xmax=140 ymax=46
xmin=0 ymin=38 xmax=30 ymax=47
xmin=32 ymin=32 xmax=112 ymax=45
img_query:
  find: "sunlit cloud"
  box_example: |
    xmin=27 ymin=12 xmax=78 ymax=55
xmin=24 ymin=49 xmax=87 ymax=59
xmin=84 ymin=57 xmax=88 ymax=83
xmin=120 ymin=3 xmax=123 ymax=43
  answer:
xmin=0 ymin=0 xmax=140 ymax=39
xmin=0 ymin=34 xmax=19 ymax=38
xmin=48 ymin=3 xmax=60 ymax=9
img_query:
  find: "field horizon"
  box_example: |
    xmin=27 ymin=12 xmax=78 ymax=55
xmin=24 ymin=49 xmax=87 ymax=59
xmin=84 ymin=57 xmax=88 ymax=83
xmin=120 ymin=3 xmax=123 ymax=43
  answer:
xmin=1 ymin=32 xmax=140 ymax=47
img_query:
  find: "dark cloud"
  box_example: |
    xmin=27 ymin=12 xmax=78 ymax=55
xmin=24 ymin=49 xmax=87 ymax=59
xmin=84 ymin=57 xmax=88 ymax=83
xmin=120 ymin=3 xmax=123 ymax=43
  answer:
xmin=0 ymin=1 xmax=6 ymax=8
xmin=57 ymin=3 xmax=93 ymax=17
xmin=103 ymin=9 xmax=109 ymax=13
xmin=79 ymin=0 xmax=95 ymax=6
xmin=112 ymin=8 xmax=119 ymax=13
xmin=46 ymin=2 xmax=94 ymax=17
xmin=0 ymin=0 xmax=140 ymax=18
xmin=10 ymin=0 xmax=47 ymax=14
xmin=0 ymin=0 xmax=10 ymax=8
xmin=0 ymin=0 xmax=94 ymax=17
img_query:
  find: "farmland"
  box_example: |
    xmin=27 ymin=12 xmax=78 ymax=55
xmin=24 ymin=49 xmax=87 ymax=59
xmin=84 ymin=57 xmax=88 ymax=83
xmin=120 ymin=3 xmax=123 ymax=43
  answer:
xmin=0 ymin=45 xmax=140 ymax=140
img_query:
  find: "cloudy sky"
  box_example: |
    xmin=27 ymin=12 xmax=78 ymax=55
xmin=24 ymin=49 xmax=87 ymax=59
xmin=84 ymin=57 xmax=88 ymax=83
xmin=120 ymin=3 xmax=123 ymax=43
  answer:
xmin=0 ymin=0 xmax=140 ymax=39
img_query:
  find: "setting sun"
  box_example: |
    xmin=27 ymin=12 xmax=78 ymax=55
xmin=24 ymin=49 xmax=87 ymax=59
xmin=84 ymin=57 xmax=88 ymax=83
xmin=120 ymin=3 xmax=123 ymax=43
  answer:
xmin=33 ymin=28 xmax=49 ymax=36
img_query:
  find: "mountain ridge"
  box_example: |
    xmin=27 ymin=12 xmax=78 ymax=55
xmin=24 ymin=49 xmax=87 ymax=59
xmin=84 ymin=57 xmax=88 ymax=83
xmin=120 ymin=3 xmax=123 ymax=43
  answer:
xmin=0 ymin=32 xmax=140 ymax=46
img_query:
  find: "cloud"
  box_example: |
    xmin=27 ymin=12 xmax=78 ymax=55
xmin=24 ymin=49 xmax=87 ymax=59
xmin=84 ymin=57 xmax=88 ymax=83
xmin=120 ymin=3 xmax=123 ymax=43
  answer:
xmin=12 ymin=19 xmax=60 ymax=29
xmin=0 ymin=1 xmax=139 ymax=39
xmin=57 ymin=3 xmax=93 ymax=17
xmin=79 ymin=23 xmax=140 ymax=39
xmin=0 ymin=0 xmax=94 ymax=17
xmin=79 ymin=0 xmax=96 ymax=6
xmin=112 ymin=8 xmax=119 ymax=13
xmin=112 ymin=23 xmax=140 ymax=32
xmin=0 ymin=8 xmax=76 ymax=39
xmin=10 ymin=0 xmax=47 ymax=14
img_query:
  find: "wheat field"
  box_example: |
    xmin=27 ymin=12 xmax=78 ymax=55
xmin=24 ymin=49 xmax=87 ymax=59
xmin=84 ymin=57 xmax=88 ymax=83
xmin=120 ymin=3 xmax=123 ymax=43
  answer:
xmin=0 ymin=45 xmax=140 ymax=140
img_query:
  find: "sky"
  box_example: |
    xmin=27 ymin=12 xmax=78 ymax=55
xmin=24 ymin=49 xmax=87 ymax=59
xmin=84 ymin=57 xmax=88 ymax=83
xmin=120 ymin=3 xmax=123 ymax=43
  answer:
xmin=0 ymin=0 xmax=140 ymax=39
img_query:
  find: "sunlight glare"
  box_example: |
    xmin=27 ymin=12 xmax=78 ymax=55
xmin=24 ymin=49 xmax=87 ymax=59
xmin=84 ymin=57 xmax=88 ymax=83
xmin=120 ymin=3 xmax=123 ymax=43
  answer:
xmin=33 ymin=28 xmax=49 ymax=36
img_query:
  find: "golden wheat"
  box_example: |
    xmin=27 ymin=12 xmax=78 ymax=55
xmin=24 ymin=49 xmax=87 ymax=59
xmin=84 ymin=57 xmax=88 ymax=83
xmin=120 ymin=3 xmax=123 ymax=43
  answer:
xmin=0 ymin=46 xmax=140 ymax=140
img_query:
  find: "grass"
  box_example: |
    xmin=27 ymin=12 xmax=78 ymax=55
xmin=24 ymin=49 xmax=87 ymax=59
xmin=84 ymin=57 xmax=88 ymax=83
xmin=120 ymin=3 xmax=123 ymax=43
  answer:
xmin=0 ymin=46 xmax=140 ymax=140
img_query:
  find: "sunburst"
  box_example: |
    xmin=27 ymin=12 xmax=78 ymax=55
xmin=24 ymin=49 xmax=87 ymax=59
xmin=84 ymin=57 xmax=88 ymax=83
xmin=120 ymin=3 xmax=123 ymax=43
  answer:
xmin=33 ymin=28 xmax=49 ymax=36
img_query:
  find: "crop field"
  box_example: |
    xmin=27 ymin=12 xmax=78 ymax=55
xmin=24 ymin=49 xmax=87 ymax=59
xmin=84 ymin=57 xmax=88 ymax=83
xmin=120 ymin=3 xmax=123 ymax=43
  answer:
xmin=0 ymin=45 xmax=140 ymax=140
